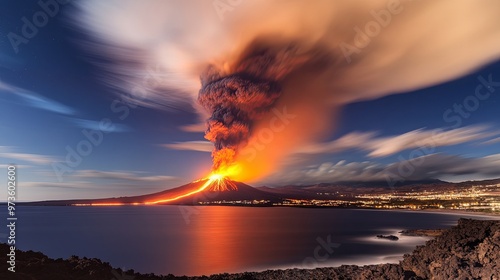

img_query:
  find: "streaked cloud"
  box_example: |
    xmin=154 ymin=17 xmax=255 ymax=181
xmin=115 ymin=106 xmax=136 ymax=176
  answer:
xmin=0 ymin=146 xmax=57 ymax=165
xmin=481 ymin=137 xmax=500 ymax=145
xmin=19 ymin=179 xmax=180 ymax=201
xmin=180 ymin=122 xmax=207 ymax=133
xmin=300 ymin=125 xmax=499 ymax=158
xmin=367 ymin=126 xmax=497 ymax=157
xmin=22 ymin=181 xmax=95 ymax=190
xmin=74 ymin=0 xmax=500 ymax=183
xmin=68 ymin=118 xmax=131 ymax=133
xmin=162 ymin=141 xmax=212 ymax=152
xmin=0 ymin=70 xmax=127 ymax=136
xmin=0 ymin=80 xmax=76 ymax=115
xmin=73 ymin=169 xmax=178 ymax=182
xmin=300 ymin=132 xmax=377 ymax=154
xmin=263 ymin=153 xmax=500 ymax=186
xmin=0 ymin=164 xmax=33 ymax=169
xmin=75 ymin=0 xmax=500 ymax=111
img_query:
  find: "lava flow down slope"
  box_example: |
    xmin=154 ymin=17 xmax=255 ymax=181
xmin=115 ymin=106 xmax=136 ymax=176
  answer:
xmin=143 ymin=176 xmax=281 ymax=205
xmin=25 ymin=177 xmax=282 ymax=206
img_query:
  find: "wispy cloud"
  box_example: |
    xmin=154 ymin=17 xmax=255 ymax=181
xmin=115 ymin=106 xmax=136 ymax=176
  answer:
xmin=0 ymin=146 xmax=57 ymax=165
xmin=300 ymin=125 xmax=499 ymax=158
xmin=180 ymin=122 xmax=206 ymax=133
xmin=68 ymin=118 xmax=131 ymax=133
xmin=0 ymin=164 xmax=33 ymax=169
xmin=17 ymin=170 xmax=181 ymax=201
xmin=0 ymin=80 xmax=76 ymax=115
xmin=22 ymin=181 xmax=95 ymax=190
xmin=18 ymin=179 xmax=178 ymax=201
xmin=367 ymin=126 xmax=497 ymax=157
xmin=73 ymin=169 xmax=178 ymax=183
xmin=300 ymin=132 xmax=377 ymax=154
xmin=162 ymin=141 xmax=212 ymax=152
xmin=263 ymin=153 xmax=500 ymax=185
xmin=481 ymin=137 xmax=500 ymax=145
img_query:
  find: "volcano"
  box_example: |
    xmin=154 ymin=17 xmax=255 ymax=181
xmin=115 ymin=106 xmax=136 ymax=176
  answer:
xmin=138 ymin=177 xmax=281 ymax=205
xmin=25 ymin=177 xmax=282 ymax=206
xmin=168 ymin=178 xmax=281 ymax=205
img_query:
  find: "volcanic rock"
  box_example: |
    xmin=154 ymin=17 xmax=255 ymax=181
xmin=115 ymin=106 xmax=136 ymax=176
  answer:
xmin=1 ymin=218 xmax=498 ymax=279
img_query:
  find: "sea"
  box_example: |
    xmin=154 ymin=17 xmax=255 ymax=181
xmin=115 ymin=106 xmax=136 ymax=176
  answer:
xmin=12 ymin=206 xmax=499 ymax=276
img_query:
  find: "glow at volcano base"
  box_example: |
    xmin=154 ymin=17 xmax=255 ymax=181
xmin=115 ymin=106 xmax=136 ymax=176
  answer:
xmin=144 ymin=165 xmax=241 ymax=205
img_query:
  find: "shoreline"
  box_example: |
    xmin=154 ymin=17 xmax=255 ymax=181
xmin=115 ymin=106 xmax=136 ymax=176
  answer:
xmin=393 ymin=208 xmax=500 ymax=218
xmin=1 ymin=218 xmax=498 ymax=279
xmin=6 ymin=207 xmax=475 ymax=277
xmin=11 ymin=202 xmax=500 ymax=217
xmin=345 ymin=207 xmax=500 ymax=218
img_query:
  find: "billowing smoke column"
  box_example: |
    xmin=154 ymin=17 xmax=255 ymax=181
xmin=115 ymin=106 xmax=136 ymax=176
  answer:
xmin=75 ymin=0 xmax=500 ymax=181
xmin=198 ymin=44 xmax=302 ymax=171
xmin=198 ymin=71 xmax=280 ymax=171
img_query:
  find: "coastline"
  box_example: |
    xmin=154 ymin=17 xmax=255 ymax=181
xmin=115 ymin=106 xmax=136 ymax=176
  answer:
xmin=1 ymin=218 xmax=498 ymax=279
xmin=11 ymin=201 xmax=500 ymax=217
xmin=399 ymin=208 xmax=500 ymax=217
xmin=347 ymin=207 xmax=500 ymax=218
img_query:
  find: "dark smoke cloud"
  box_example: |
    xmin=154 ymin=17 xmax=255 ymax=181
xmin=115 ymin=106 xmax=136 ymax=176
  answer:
xmin=197 ymin=43 xmax=308 ymax=170
xmin=74 ymin=0 xmax=500 ymax=181
xmin=198 ymin=74 xmax=279 ymax=170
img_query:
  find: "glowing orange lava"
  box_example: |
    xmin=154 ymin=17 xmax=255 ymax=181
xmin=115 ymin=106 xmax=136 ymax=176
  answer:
xmin=145 ymin=165 xmax=240 ymax=205
xmin=206 ymin=174 xmax=238 ymax=191
xmin=75 ymin=202 xmax=146 ymax=206
xmin=145 ymin=178 xmax=214 ymax=205
xmin=74 ymin=163 xmax=243 ymax=206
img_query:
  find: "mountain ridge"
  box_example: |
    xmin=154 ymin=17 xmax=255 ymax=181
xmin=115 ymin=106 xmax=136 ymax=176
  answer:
xmin=18 ymin=177 xmax=500 ymax=206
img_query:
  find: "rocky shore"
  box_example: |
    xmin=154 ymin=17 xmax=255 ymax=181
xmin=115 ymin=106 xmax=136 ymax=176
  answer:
xmin=1 ymin=218 xmax=498 ymax=279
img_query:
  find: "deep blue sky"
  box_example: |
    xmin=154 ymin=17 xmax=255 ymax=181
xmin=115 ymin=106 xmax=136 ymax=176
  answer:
xmin=1 ymin=1 xmax=499 ymax=201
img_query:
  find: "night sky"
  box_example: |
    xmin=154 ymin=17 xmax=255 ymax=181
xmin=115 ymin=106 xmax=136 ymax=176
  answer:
xmin=1 ymin=1 xmax=499 ymax=201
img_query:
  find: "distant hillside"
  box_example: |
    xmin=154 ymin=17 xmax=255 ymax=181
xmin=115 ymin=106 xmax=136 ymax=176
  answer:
xmin=19 ymin=177 xmax=500 ymax=206
xmin=22 ymin=179 xmax=282 ymax=206
xmin=257 ymin=178 xmax=500 ymax=200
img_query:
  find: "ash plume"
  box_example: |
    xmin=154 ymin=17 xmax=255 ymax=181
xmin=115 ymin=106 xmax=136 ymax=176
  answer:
xmin=73 ymin=0 xmax=500 ymax=181
xmin=197 ymin=42 xmax=309 ymax=170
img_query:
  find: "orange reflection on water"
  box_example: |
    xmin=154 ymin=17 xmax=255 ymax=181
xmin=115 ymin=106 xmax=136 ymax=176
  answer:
xmin=188 ymin=207 xmax=248 ymax=275
xmin=179 ymin=206 xmax=300 ymax=275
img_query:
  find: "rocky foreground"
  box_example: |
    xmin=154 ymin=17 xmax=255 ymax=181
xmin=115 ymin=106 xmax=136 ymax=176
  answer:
xmin=1 ymin=218 xmax=499 ymax=280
